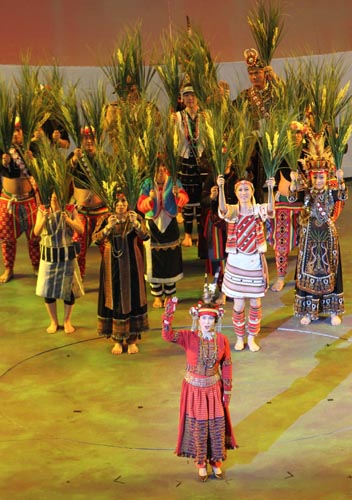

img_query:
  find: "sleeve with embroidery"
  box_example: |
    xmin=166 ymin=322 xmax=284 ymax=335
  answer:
xmin=220 ymin=336 xmax=233 ymax=407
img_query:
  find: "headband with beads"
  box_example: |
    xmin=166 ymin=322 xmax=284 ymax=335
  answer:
xmin=235 ymin=179 xmax=254 ymax=191
xmin=81 ymin=125 xmax=95 ymax=138
xmin=189 ymin=301 xmax=225 ymax=332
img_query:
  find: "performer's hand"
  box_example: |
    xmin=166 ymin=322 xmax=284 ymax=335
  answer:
xmin=223 ymin=392 xmax=231 ymax=408
xmin=290 ymin=171 xmax=299 ymax=182
xmin=217 ymin=175 xmax=225 ymax=187
xmin=61 ymin=211 xmax=69 ymax=222
xmin=23 ymin=149 xmax=34 ymax=162
xmin=266 ymin=177 xmax=275 ymax=188
xmin=336 ymin=169 xmax=344 ymax=181
xmin=2 ymin=153 xmax=10 ymax=167
xmin=107 ymin=214 xmax=117 ymax=229
xmin=149 ymin=189 xmax=156 ymax=200
xmin=129 ymin=211 xmax=140 ymax=227
xmin=210 ymin=186 xmax=219 ymax=200
xmin=72 ymin=148 xmax=82 ymax=163
xmin=40 ymin=206 xmax=50 ymax=218
xmin=164 ymin=296 xmax=178 ymax=316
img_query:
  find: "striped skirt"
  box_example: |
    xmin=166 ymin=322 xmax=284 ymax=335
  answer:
xmin=222 ymin=252 xmax=268 ymax=298
xmin=176 ymin=378 xmax=236 ymax=464
xmin=36 ymin=257 xmax=84 ymax=302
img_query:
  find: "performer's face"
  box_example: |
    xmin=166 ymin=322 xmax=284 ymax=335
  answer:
xmin=115 ymin=196 xmax=128 ymax=215
xmin=50 ymin=192 xmax=60 ymax=211
xmin=12 ymin=127 xmax=24 ymax=145
xmin=155 ymin=165 xmax=167 ymax=184
xmin=199 ymin=315 xmax=216 ymax=333
xmin=248 ymin=69 xmax=265 ymax=89
xmin=311 ymin=172 xmax=327 ymax=190
xmin=82 ymin=137 xmax=96 ymax=157
xmin=235 ymin=183 xmax=253 ymax=203
xmin=183 ymin=92 xmax=197 ymax=109
xmin=294 ymin=131 xmax=303 ymax=145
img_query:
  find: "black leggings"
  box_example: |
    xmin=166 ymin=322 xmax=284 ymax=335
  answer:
xmin=45 ymin=292 xmax=75 ymax=306
xmin=183 ymin=204 xmax=201 ymax=234
xmin=150 ymin=282 xmax=176 ymax=297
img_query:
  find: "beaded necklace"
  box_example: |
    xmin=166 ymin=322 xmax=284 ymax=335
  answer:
xmin=111 ymin=219 xmax=128 ymax=258
xmin=9 ymin=146 xmax=30 ymax=178
xmin=80 ymin=153 xmax=97 ymax=184
xmin=248 ymin=87 xmax=270 ymax=119
xmin=199 ymin=332 xmax=218 ymax=369
xmin=181 ymin=110 xmax=200 ymax=147
xmin=310 ymin=187 xmax=333 ymax=225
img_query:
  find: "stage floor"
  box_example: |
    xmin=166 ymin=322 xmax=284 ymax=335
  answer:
xmin=1 ymin=188 xmax=352 ymax=500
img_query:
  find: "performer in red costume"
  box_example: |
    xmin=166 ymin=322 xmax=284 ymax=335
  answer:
xmin=162 ymin=297 xmax=236 ymax=482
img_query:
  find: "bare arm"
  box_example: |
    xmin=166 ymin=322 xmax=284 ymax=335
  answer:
xmin=34 ymin=207 xmax=48 ymax=236
xmin=217 ymin=175 xmax=227 ymax=215
xmin=62 ymin=208 xmax=84 ymax=235
xmin=266 ymin=177 xmax=275 ymax=216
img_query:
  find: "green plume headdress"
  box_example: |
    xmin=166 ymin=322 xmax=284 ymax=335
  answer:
xmin=256 ymin=110 xmax=293 ymax=179
xmin=102 ymin=23 xmax=156 ymax=100
xmin=156 ymin=31 xmax=183 ymax=112
xmin=29 ymin=137 xmax=71 ymax=210
xmin=57 ymin=82 xmax=83 ymax=147
xmin=202 ymin=97 xmax=238 ymax=176
xmin=14 ymin=61 xmax=48 ymax=150
xmin=247 ymin=0 xmax=285 ymax=67
xmin=178 ymin=25 xmax=219 ymax=108
xmin=0 ymin=78 xmax=17 ymax=153
xmin=80 ymin=81 xmax=109 ymax=149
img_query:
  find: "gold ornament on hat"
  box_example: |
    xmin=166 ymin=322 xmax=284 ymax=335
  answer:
xmin=244 ymin=48 xmax=264 ymax=69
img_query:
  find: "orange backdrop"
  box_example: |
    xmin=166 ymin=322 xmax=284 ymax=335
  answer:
xmin=0 ymin=0 xmax=351 ymax=66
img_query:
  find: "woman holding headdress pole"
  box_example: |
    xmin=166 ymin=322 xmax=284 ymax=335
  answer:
xmin=289 ymin=154 xmax=347 ymax=326
xmin=217 ymin=175 xmax=275 ymax=352
xmin=35 ymin=192 xmax=84 ymax=334
xmin=162 ymin=297 xmax=236 ymax=482
xmin=92 ymin=192 xmax=149 ymax=355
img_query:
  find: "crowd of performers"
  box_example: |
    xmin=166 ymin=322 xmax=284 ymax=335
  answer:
xmin=0 ymin=75 xmax=349 ymax=480
xmin=0 ymin=34 xmax=350 ymax=483
xmin=1 ymin=84 xmax=348 ymax=330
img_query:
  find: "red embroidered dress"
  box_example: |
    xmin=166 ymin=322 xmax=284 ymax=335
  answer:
xmin=162 ymin=324 xmax=237 ymax=464
xmin=226 ymin=213 xmax=266 ymax=254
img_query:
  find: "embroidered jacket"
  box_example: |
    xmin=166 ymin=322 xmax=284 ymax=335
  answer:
xmin=220 ymin=203 xmax=272 ymax=254
xmin=176 ymin=110 xmax=205 ymax=159
xmin=137 ymin=175 xmax=188 ymax=219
